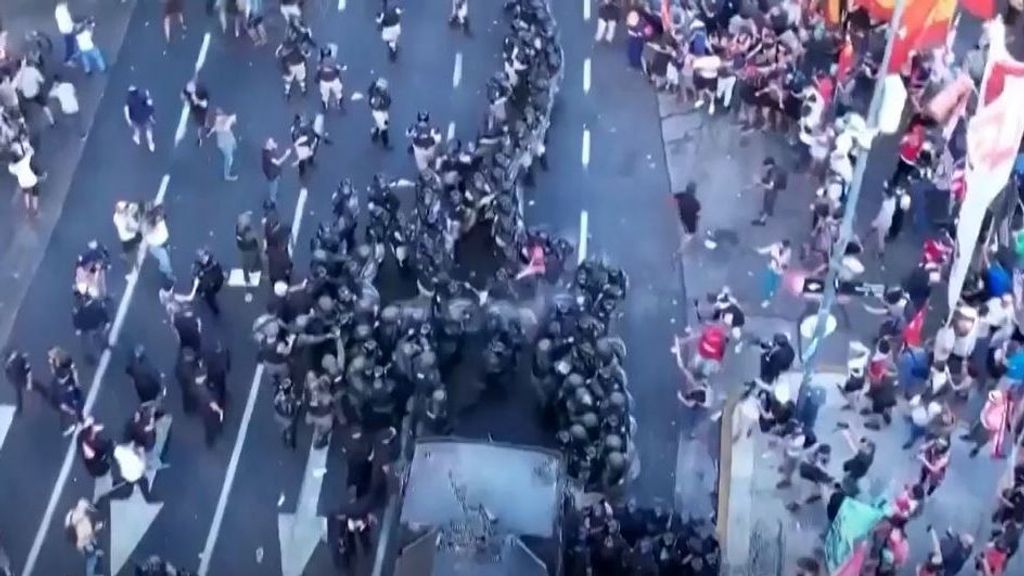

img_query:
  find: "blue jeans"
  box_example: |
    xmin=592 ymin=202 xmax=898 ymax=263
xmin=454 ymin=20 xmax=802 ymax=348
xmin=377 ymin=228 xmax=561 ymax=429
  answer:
xmin=148 ymin=243 xmax=173 ymax=280
xmin=905 ymin=419 xmax=928 ymax=448
xmin=267 ymin=176 xmax=280 ymax=204
xmin=83 ymin=544 xmax=101 ymax=576
xmin=220 ymin=143 xmax=236 ymax=179
xmin=79 ymin=48 xmax=106 ymax=74
xmin=63 ymin=34 xmax=78 ymax=62
xmin=762 ymin=268 xmax=781 ymax=301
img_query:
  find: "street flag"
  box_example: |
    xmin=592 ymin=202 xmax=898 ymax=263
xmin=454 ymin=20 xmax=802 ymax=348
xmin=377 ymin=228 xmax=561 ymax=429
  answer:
xmin=960 ymin=0 xmax=996 ymax=19
xmin=826 ymin=0 xmax=845 ymax=25
xmin=861 ymin=0 xmax=897 ymax=21
xmin=947 ymin=17 xmax=1024 ymax=318
xmin=888 ymin=0 xmax=957 ymax=73
xmin=825 ymin=498 xmax=886 ymax=572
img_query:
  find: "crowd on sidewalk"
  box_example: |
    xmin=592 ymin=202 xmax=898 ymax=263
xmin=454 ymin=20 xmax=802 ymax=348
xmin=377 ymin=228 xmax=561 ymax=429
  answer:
xmin=1 ymin=1 xmax=103 ymax=217
xmin=579 ymin=0 xmax=1024 ymax=574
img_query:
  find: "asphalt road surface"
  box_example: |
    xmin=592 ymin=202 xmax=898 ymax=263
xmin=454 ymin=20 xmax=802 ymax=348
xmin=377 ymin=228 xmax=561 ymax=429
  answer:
xmin=0 ymin=0 xmax=524 ymax=574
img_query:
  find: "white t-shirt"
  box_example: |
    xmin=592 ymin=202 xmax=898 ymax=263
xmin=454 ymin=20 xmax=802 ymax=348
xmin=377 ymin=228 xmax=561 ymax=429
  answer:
xmin=145 ymin=218 xmax=169 ymax=247
xmin=114 ymin=444 xmax=146 ymax=482
xmin=75 ymin=28 xmax=95 ymax=52
xmin=15 ymin=66 xmax=45 ymax=99
xmin=8 ymin=153 xmax=38 ymax=189
xmin=55 ymin=4 xmax=75 ymax=34
xmin=49 ymin=82 xmax=80 ymax=114
xmin=113 ymin=210 xmax=140 ymax=242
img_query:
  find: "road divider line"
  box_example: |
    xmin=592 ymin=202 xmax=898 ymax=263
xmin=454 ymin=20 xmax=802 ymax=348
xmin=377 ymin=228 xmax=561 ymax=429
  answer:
xmin=173 ymin=105 xmax=189 ymax=148
xmin=23 ymin=167 xmax=169 ymax=574
xmin=198 ymin=365 xmax=265 ymax=576
xmin=202 ymin=165 xmax=311 ymax=573
xmin=452 ymin=52 xmax=463 ymax=88
xmin=583 ymin=58 xmax=591 ymax=94
xmin=289 ymin=187 xmax=308 ymax=254
xmin=195 ymin=32 xmax=211 ymax=72
xmin=583 ymin=0 xmax=591 ymax=21
xmin=578 ymin=211 xmax=589 ymax=264
xmin=338 ymin=0 xmax=346 ymax=11
xmin=446 ymin=121 xmax=456 ymax=142
xmin=581 ymin=128 xmax=591 ymax=168
xmin=24 ymin=33 xmax=210 ymax=574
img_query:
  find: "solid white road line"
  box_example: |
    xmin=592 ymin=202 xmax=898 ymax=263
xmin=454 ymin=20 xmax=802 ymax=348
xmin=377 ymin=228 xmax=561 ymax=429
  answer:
xmin=195 ymin=32 xmax=211 ymax=72
xmin=197 ymin=365 xmax=265 ymax=576
xmin=452 ymin=52 xmax=463 ymax=88
xmin=24 ymin=36 xmax=212 ymax=574
xmin=578 ymin=211 xmax=589 ymax=264
xmin=338 ymin=0 xmax=346 ymax=11
xmin=581 ymin=128 xmax=591 ymax=168
xmin=173 ymin=103 xmax=190 ymax=147
xmin=583 ymin=58 xmax=592 ymax=94
xmin=202 ymin=164 xmax=311 ymax=573
xmin=446 ymin=121 xmax=456 ymax=142
xmin=583 ymin=0 xmax=591 ymax=21
xmin=289 ymin=187 xmax=308 ymax=254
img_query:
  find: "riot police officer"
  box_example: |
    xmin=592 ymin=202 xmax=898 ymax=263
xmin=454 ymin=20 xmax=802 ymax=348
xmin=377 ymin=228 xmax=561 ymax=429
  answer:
xmin=367 ymin=77 xmax=392 ymax=148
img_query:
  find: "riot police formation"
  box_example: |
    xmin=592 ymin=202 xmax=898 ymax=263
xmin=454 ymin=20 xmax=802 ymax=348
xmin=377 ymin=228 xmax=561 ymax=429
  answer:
xmin=533 ymin=259 xmax=635 ymax=492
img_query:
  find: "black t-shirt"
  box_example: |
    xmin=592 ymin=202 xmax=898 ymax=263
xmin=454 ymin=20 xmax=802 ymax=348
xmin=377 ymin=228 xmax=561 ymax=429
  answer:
xmin=262 ymin=149 xmax=281 ymax=181
xmin=4 ymin=354 xmax=30 ymax=387
xmin=126 ymin=359 xmax=162 ymax=403
xmin=842 ymin=450 xmax=873 ymax=479
xmin=940 ymin=535 xmax=970 ymax=574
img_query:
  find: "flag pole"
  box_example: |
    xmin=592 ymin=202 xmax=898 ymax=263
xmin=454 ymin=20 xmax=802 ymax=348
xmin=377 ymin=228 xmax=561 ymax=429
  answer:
xmin=797 ymin=0 xmax=909 ymax=397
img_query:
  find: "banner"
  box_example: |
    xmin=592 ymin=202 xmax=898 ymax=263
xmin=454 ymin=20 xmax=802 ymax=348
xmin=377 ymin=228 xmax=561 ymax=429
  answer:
xmin=888 ymin=0 xmax=957 ymax=73
xmin=960 ymin=0 xmax=996 ymax=19
xmin=824 ymin=498 xmax=886 ymax=572
xmin=947 ymin=18 xmax=1024 ymax=318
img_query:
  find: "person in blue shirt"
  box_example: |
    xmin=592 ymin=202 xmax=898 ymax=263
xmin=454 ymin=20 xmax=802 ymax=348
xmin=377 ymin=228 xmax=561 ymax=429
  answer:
xmin=982 ymin=250 xmax=1013 ymax=299
xmin=124 ymin=86 xmax=156 ymax=152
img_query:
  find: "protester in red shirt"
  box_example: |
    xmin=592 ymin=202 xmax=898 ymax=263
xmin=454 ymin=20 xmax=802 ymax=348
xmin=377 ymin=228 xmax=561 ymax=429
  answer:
xmin=889 ymin=124 xmax=925 ymax=189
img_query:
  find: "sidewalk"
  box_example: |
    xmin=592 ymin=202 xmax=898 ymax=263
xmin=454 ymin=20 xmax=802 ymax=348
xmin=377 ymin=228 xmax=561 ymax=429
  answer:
xmin=0 ymin=0 xmax=136 ymax=351
xmin=723 ymin=371 xmax=1012 ymax=574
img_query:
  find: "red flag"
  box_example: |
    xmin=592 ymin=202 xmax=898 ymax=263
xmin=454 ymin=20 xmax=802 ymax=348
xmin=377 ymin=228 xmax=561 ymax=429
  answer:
xmin=902 ymin=307 xmax=925 ymax=348
xmin=887 ymin=0 xmax=957 ymax=73
xmin=960 ymin=0 xmax=996 ymax=19
xmin=860 ymin=0 xmax=897 ymax=21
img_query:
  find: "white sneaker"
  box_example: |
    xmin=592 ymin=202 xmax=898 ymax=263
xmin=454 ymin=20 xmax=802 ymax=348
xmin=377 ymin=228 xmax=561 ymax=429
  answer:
xmin=244 ymin=293 xmax=254 ymax=303
xmin=132 ymin=132 xmax=140 ymax=145
xmin=760 ymin=300 xmax=770 ymax=309
xmin=695 ymin=99 xmax=706 ymax=108
xmin=709 ymin=101 xmax=716 ymax=115
xmin=147 ymin=139 xmax=155 ymax=152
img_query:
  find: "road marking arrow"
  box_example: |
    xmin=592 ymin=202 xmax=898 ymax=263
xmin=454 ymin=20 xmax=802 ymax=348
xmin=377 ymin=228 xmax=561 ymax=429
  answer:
xmin=277 ymin=438 xmax=331 ymax=576
xmin=104 ymin=415 xmax=173 ymax=575
xmin=0 ymin=404 xmax=14 ymax=452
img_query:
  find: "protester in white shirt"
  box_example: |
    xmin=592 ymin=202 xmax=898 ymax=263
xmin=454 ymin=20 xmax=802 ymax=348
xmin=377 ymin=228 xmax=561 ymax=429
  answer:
xmin=113 ymin=201 xmax=143 ymax=274
xmin=143 ymin=205 xmax=174 ymax=281
xmin=113 ymin=443 xmax=151 ymax=499
xmin=49 ymin=74 xmax=85 ymax=138
xmin=14 ymin=60 xmax=55 ymax=126
xmin=55 ymin=2 xmax=78 ymax=63
xmin=75 ymin=20 xmax=106 ymax=75
xmin=757 ymin=240 xmax=792 ymax=308
xmin=7 ymin=150 xmax=44 ymax=214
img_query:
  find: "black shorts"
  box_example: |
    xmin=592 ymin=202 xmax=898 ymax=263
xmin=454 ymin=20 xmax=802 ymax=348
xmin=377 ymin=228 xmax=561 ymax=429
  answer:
xmin=24 ymin=92 xmax=47 ymax=109
xmin=121 ymin=234 xmax=142 ymax=253
xmin=21 ymin=185 xmax=40 ymax=198
xmin=694 ymin=75 xmax=718 ymax=92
